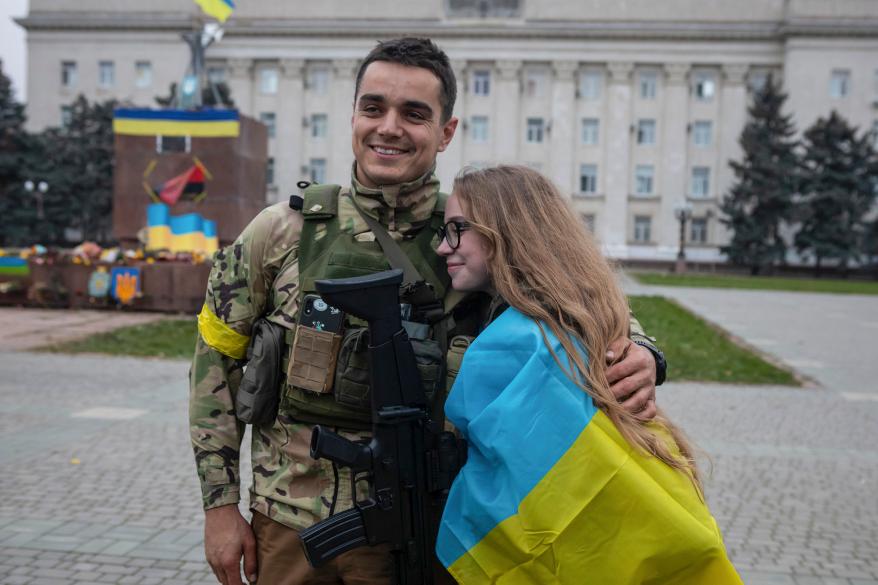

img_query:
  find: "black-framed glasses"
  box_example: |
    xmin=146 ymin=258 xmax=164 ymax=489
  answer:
xmin=436 ymin=220 xmax=472 ymax=250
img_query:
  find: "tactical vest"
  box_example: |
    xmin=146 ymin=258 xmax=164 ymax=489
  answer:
xmin=281 ymin=183 xmax=452 ymax=430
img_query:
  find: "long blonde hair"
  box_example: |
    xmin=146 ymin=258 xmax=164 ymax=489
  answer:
xmin=453 ymin=165 xmax=701 ymax=490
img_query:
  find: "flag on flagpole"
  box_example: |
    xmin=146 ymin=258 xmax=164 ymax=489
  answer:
xmin=436 ymin=307 xmax=743 ymax=585
xmin=194 ymin=0 xmax=234 ymax=22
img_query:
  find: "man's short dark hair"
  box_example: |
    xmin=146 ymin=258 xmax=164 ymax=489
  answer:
xmin=355 ymin=37 xmax=457 ymax=123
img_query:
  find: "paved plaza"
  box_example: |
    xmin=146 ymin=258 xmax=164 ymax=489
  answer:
xmin=0 ymin=282 xmax=877 ymax=584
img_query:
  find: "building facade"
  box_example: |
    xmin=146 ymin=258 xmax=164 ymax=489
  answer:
xmin=18 ymin=0 xmax=878 ymax=260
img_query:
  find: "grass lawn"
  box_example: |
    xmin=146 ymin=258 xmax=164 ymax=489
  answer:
xmin=633 ymin=271 xmax=878 ymax=295
xmin=629 ymin=295 xmax=799 ymax=385
xmin=44 ymin=318 xmax=198 ymax=360
xmin=44 ymin=298 xmax=798 ymax=386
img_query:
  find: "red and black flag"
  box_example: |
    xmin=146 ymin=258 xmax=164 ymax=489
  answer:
xmin=145 ymin=158 xmax=211 ymax=205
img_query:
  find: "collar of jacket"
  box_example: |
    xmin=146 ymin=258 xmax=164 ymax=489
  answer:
xmin=349 ymin=163 xmax=440 ymax=228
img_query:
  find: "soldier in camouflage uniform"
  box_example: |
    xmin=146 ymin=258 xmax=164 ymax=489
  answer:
xmin=190 ymin=38 xmax=664 ymax=585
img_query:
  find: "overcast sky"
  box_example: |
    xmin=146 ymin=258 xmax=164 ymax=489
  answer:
xmin=1 ymin=0 xmax=29 ymax=102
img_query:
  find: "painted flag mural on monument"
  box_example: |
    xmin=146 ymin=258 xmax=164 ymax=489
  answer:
xmin=436 ymin=307 xmax=742 ymax=584
xmin=194 ymin=0 xmax=234 ymax=22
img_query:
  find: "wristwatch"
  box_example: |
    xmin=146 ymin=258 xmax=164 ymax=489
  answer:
xmin=633 ymin=340 xmax=667 ymax=386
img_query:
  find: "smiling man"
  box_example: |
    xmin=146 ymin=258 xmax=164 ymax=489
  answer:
xmin=190 ymin=37 xmax=663 ymax=585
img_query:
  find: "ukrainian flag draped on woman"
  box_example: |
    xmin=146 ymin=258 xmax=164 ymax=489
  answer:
xmin=436 ymin=307 xmax=742 ymax=584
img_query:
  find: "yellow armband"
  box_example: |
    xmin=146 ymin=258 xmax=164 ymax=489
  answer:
xmin=197 ymin=304 xmax=250 ymax=359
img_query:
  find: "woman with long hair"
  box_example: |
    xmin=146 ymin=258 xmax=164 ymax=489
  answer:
xmin=434 ymin=165 xmax=740 ymax=584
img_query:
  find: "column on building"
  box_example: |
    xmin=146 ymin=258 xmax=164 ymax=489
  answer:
xmin=657 ymin=63 xmax=691 ymax=257
xmin=603 ymin=61 xmax=634 ymax=256
xmin=715 ymin=64 xmax=749 ymax=247
xmin=438 ymin=59 xmax=467 ymax=188
xmin=494 ymin=60 xmax=522 ymax=164
xmin=549 ymin=61 xmax=578 ymax=194
xmin=275 ymin=59 xmax=304 ymax=203
xmin=227 ymin=58 xmax=253 ymax=117
xmin=330 ymin=59 xmax=359 ymax=181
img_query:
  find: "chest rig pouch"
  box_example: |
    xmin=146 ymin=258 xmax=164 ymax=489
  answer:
xmin=283 ymin=183 xmax=451 ymax=431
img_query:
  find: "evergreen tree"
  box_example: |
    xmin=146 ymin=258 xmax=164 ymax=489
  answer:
xmin=0 ymin=63 xmax=28 ymax=246
xmin=719 ymin=77 xmax=799 ymax=275
xmin=795 ymin=111 xmax=878 ymax=276
xmin=50 ymin=95 xmax=117 ymax=245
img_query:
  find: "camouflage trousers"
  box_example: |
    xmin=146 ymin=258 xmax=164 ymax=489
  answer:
xmin=250 ymin=512 xmax=456 ymax=585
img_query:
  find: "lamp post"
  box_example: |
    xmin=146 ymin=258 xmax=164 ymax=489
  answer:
xmin=674 ymin=201 xmax=693 ymax=273
xmin=24 ymin=179 xmax=49 ymax=220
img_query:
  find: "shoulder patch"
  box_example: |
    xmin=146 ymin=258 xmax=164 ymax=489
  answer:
xmin=303 ymin=184 xmax=341 ymax=220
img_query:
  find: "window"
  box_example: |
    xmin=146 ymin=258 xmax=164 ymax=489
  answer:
xmin=470 ymin=116 xmax=489 ymax=143
xmin=637 ymin=119 xmax=656 ymax=145
xmin=61 ymin=61 xmax=77 ymax=88
xmin=526 ymin=118 xmax=545 ymax=143
xmin=310 ymin=158 xmax=327 ymax=184
xmin=690 ymin=218 xmax=707 ymax=244
xmin=579 ymin=70 xmax=602 ymax=100
xmin=634 ymin=165 xmax=654 ymax=195
xmin=266 ymin=157 xmax=275 ymax=186
xmin=259 ymin=112 xmax=276 ymax=138
xmin=159 ymin=136 xmax=189 ymax=153
xmin=98 ymin=61 xmax=115 ymax=89
xmin=525 ymin=70 xmax=547 ymax=98
xmin=579 ymin=164 xmax=598 ymax=195
xmin=693 ymin=72 xmax=716 ymax=101
xmin=472 ymin=70 xmax=491 ymax=96
xmin=692 ymin=121 xmax=712 ymax=147
xmin=830 ymin=69 xmax=850 ymax=98
xmin=633 ymin=216 xmax=652 ymax=243
xmin=309 ymin=67 xmax=329 ymax=95
xmin=135 ymin=61 xmax=152 ymax=88
xmin=639 ymin=71 xmax=657 ymax=100
xmin=60 ymin=105 xmax=72 ymax=127
xmin=581 ymin=213 xmax=595 ymax=233
xmin=260 ymin=67 xmax=279 ymax=94
xmin=207 ymin=66 xmax=226 ymax=84
xmin=446 ymin=0 xmax=521 ymax=18
xmin=581 ymin=118 xmax=599 ymax=145
xmin=748 ymin=71 xmax=769 ymax=94
xmin=691 ymin=167 xmax=711 ymax=198
xmin=311 ymin=114 xmax=328 ymax=139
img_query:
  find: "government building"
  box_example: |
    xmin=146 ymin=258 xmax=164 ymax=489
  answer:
xmin=18 ymin=0 xmax=878 ymax=260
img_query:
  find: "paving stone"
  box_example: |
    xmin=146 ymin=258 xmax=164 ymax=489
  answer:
xmin=4 ymin=288 xmax=878 ymax=582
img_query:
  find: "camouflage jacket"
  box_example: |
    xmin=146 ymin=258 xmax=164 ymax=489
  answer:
xmin=189 ymin=167 xmax=448 ymax=531
xmin=189 ymin=166 xmax=661 ymax=532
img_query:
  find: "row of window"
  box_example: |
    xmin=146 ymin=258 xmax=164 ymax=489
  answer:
xmin=465 ymin=68 xmax=720 ymax=101
xmin=465 ymin=116 xmax=715 ymax=147
xmin=265 ymin=157 xmax=327 ymax=186
xmin=580 ymin=214 xmax=709 ymax=245
xmin=469 ymin=67 xmax=874 ymax=101
xmin=578 ymin=164 xmax=712 ymax=198
xmin=208 ymin=65 xmax=331 ymax=95
xmin=258 ymin=112 xmax=330 ymax=139
xmin=61 ymin=60 xmax=153 ymax=89
xmin=59 ymin=59 xmax=877 ymax=103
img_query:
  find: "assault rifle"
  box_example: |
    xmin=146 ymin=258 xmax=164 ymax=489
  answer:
xmin=299 ymin=269 xmax=466 ymax=585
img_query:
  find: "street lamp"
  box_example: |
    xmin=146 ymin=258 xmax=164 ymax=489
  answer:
xmin=24 ymin=179 xmax=50 ymax=220
xmin=674 ymin=200 xmax=693 ymax=273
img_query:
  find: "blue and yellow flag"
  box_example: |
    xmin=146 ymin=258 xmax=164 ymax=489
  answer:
xmin=146 ymin=203 xmax=218 ymax=255
xmin=195 ymin=0 xmax=234 ymax=22
xmin=436 ymin=307 xmax=742 ymax=584
xmin=113 ymin=109 xmax=240 ymax=138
